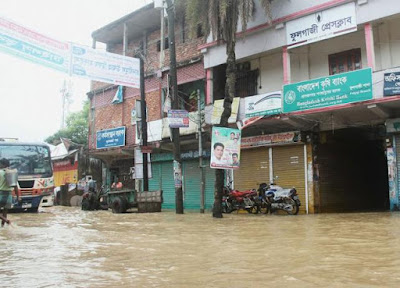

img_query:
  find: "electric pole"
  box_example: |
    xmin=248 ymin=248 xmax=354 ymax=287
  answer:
xmin=166 ymin=0 xmax=183 ymax=214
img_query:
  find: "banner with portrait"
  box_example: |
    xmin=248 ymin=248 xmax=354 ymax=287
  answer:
xmin=210 ymin=127 xmax=241 ymax=169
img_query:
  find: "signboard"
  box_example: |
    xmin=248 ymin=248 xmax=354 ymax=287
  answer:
xmin=283 ymin=68 xmax=373 ymax=113
xmin=286 ymin=2 xmax=357 ymax=49
xmin=241 ymin=131 xmax=301 ymax=149
xmin=96 ymin=126 xmax=126 ymax=149
xmin=0 ymin=16 xmax=70 ymax=73
xmin=244 ymin=91 xmax=281 ymax=118
xmin=70 ymin=43 xmax=140 ymax=88
xmin=210 ymin=127 xmax=241 ymax=169
xmin=168 ymin=110 xmax=189 ymax=128
xmin=211 ymin=97 xmax=240 ymax=124
xmin=134 ymin=148 xmax=152 ymax=179
xmin=384 ymin=72 xmax=400 ymax=96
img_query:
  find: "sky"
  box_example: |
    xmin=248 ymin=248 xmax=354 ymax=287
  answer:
xmin=0 ymin=0 xmax=153 ymax=142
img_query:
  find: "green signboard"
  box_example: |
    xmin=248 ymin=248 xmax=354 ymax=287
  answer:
xmin=283 ymin=68 xmax=373 ymax=113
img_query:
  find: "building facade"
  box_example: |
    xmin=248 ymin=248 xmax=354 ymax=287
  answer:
xmin=202 ymin=0 xmax=400 ymax=213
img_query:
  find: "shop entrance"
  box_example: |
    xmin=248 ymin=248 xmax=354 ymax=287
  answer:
xmin=317 ymin=127 xmax=389 ymax=212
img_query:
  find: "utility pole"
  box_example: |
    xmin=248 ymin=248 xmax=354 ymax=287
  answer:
xmin=166 ymin=0 xmax=183 ymax=214
xmin=198 ymin=89 xmax=205 ymax=213
xmin=140 ymin=42 xmax=149 ymax=192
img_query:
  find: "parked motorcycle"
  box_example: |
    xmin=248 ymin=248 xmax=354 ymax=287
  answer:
xmin=222 ymin=182 xmax=259 ymax=214
xmin=257 ymin=179 xmax=301 ymax=215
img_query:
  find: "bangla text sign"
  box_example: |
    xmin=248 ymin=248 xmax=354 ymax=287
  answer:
xmin=96 ymin=126 xmax=126 ymax=149
xmin=286 ymin=2 xmax=357 ymax=49
xmin=282 ymin=68 xmax=373 ymax=113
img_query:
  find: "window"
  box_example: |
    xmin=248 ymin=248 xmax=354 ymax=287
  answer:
xmin=157 ymin=37 xmax=169 ymax=52
xmin=329 ymin=48 xmax=361 ymax=75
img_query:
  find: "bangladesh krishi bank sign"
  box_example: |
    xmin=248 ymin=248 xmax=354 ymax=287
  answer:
xmin=282 ymin=68 xmax=373 ymax=113
xmin=96 ymin=126 xmax=126 ymax=149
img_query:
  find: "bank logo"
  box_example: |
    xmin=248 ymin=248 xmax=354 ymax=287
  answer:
xmin=284 ymin=90 xmax=296 ymax=105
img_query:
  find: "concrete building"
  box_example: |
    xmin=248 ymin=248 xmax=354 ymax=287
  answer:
xmin=202 ymin=0 xmax=400 ymax=213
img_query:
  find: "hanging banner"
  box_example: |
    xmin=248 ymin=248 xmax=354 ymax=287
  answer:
xmin=211 ymin=97 xmax=240 ymax=124
xmin=210 ymin=127 xmax=241 ymax=169
xmin=168 ymin=110 xmax=189 ymax=128
xmin=0 ymin=16 xmax=141 ymax=88
xmin=70 ymin=43 xmax=140 ymax=88
xmin=283 ymin=68 xmax=373 ymax=113
xmin=0 ymin=16 xmax=70 ymax=73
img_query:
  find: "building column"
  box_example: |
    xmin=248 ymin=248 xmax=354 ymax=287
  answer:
xmin=282 ymin=46 xmax=291 ymax=84
xmin=364 ymin=23 xmax=376 ymax=71
xmin=206 ymin=68 xmax=213 ymax=105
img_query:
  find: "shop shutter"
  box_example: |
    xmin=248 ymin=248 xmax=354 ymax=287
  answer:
xmin=161 ymin=161 xmax=175 ymax=209
xmin=272 ymin=145 xmax=306 ymax=214
xmin=205 ymin=160 xmax=216 ymax=209
xmin=148 ymin=163 xmax=161 ymax=191
xmin=233 ymin=147 xmax=269 ymax=191
xmin=183 ymin=159 xmax=216 ymax=210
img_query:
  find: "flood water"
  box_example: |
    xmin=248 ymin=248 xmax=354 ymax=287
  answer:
xmin=1 ymin=207 xmax=400 ymax=287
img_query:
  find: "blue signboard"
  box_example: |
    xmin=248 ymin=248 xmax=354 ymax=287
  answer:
xmin=384 ymin=72 xmax=400 ymax=96
xmin=96 ymin=126 xmax=126 ymax=149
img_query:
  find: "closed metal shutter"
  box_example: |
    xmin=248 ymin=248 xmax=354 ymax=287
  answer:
xmin=183 ymin=159 xmax=216 ymax=210
xmin=148 ymin=163 xmax=161 ymax=191
xmin=233 ymin=147 xmax=269 ymax=191
xmin=272 ymin=145 xmax=306 ymax=214
xmin=161 ymin=161 xmax=175 ymax=209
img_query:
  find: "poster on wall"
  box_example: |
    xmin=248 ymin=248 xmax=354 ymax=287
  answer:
xmin=210 ymin=127 xmax=241 ymax=169
xmin=244 ymin=91 xmax=282 ymax=117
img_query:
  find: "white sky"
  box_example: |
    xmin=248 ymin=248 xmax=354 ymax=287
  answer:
xmin=0 ymin=0 xmax=153 ymax=142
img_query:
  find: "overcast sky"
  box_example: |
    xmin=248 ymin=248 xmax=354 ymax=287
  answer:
xmin=0 ymin=0 xmax=153 ymax=142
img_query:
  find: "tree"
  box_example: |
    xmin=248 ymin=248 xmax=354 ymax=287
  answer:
xmin=45 ymin=100 xmax=89 ymax=146
xmin=182 ymin=0 xmax=274 ymax=218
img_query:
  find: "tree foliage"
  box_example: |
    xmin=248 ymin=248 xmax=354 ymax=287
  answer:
xmin=45 ymin=100 xmax=89 ymax=146
xmin=181 ymin=0 xmax=275 ymax=218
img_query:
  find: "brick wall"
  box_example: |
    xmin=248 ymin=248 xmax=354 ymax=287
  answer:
xmin=88 ymin=17 xmax=206 ymax=151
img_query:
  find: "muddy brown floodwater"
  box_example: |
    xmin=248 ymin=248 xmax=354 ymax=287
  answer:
xmin=1 ymin=207 xmax=400 ymax=287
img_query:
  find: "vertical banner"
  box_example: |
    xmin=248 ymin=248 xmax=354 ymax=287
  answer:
xmin=173 ymin=160 xmax=182 ymax=188
xmin=210 ymin=127 xmax=241 ymax=169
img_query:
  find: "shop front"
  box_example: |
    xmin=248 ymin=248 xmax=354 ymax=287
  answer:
xmin=234 ymin=131 xmax=309 ymax=214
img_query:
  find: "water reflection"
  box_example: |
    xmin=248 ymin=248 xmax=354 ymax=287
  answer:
xmin=1 ymin=207 xmax=400 ymax=287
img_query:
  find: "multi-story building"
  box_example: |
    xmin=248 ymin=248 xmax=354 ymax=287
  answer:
xmin=202 ymin=0 xmax=400 ymax=213
xmin=87 ymin=2 xmax=217 ymax=210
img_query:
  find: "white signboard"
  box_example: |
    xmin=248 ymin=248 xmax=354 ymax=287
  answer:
xmin=0 ymin=16 xmax=70 ymax=73
xmin=244 ymin=91 xmax=282 ymax=118
xmin=286 ymin=2 xmax=357 ymax=49
xmin=70 ymin=43 xmax=140 ymax=88
xmin=134 ymin=148 xmax=152 ymax=179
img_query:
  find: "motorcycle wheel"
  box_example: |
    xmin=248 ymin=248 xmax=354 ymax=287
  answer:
xmin=285 ymin=198 xmax=299 ymax=215
xmin=246 ymin=205 xmax=259 ymax=214
xmin=222 ymin=202 xmax=233 ymax=213
xmin=259 ymin=202 xmax=270 ymax=214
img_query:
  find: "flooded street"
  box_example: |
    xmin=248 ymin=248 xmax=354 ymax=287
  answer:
xmin=1 ymin=208 xmax=400 ymax=287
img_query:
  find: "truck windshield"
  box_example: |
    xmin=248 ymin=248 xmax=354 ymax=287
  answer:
xmin=0 ymin=144 xmax=52 ymax=177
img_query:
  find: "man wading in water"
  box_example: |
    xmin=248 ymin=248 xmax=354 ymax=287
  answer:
xmin=0 ymin=158 xmax=20 ymax=226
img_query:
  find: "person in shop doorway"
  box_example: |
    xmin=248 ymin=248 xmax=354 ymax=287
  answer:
xmin=0 ymin=158 xmax=20 ymax=227
xmin=211 ymin=142 xmax=227 ymax=166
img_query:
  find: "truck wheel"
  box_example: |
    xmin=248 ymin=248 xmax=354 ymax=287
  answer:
xmin=111 ymin=197 xmax=125 ymax=213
